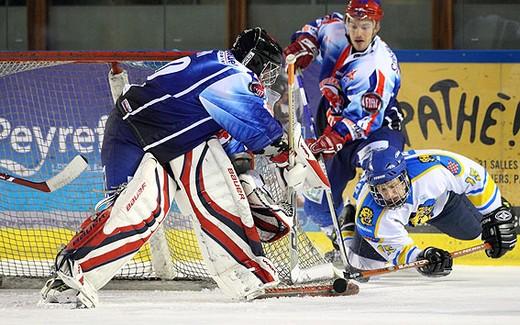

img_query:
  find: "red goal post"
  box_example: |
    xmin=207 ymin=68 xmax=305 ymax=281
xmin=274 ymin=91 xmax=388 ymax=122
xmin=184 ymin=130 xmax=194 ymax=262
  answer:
xmin=0 ymin=51 xmax=330 ymax=285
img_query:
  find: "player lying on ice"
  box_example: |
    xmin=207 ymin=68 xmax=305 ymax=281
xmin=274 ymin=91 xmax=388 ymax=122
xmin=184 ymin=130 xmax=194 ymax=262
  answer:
xmin=40 ymin=27 xmax=328 ymax=308
xmin=338 ymin=145 xmax=517 ymax=278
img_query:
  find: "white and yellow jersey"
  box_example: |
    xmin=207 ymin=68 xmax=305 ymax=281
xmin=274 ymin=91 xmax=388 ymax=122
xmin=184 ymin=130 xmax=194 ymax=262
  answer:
xmin=353 ymin=149 xmax=501 ymax=266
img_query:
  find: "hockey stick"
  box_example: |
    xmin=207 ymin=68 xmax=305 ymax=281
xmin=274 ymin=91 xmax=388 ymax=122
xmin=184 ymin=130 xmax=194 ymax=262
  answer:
xmin=0 ymin=155 xmax=88 ymax=192
xmin=346 ymin=242 xmax=492 ymax=280
xmin=259 ymin=277 xmax=358 ymax=299
xmin=285 ymin=54 xmax=300 ymax=283
xmin=294 ymin=70 xmax=352 ymax=272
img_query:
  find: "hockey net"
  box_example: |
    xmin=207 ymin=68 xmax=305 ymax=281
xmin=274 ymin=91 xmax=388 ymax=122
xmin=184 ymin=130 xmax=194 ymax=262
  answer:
xmin=0 ymin=51 xmax=329 ymax=285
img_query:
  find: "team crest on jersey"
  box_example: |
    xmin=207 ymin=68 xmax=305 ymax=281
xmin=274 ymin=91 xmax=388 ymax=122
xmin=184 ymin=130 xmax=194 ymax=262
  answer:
xmin=359 ymin=207 xmax=374 ymax=226
xmin=418 ymin=154 xmax=436 ymax=163
xmin=361 ymin=92 xmax=382 ymax=114
xmin=438 ymin=156 xmax=462 ymax=175
xmin=249 ymin=81 xmax=265 ymax=98
xmin=377 ymin=244 xmax=396 ymax=257
xmin=409 ymin=199 xmax=435 ymax=226
xmin=446 ymin=159 xmax=461 ymax=175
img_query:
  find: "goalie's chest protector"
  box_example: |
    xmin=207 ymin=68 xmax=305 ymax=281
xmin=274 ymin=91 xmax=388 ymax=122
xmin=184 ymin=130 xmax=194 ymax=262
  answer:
xmin=116 ymin=51 xmax=236 ymax=163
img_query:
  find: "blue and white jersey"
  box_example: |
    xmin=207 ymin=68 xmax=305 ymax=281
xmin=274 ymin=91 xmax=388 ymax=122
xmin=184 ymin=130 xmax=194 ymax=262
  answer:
xmin=353 ymin=149 xmax=501 ymax=266
xmin=117 ymin=50 xmax=283 ymax=163
xmin=291 ymin=12 xmax=402 ymax=139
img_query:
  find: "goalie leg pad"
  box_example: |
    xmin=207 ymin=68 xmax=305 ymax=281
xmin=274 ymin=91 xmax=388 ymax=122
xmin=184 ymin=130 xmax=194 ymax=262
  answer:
xmin=169 ymin=138 xmax=279 ymax=299
xmin=49 ymin=153 xmax=175 ymax=303
xmin=240 ymin=170 xmax=291 ymax=243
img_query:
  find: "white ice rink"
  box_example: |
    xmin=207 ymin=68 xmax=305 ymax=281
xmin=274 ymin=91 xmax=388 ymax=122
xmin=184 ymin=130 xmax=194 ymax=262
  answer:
xmin=1 ymin=266 xmax=519 ymax=325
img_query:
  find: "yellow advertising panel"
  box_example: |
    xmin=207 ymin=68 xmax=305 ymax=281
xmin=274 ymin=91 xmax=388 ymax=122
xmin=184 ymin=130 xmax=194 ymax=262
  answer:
xmin=399 ymin=62 xmax=520 ymax=205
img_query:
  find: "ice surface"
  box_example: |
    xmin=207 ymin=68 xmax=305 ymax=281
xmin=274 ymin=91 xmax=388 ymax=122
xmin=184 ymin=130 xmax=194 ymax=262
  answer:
xmin=1 ymin=266 xmax=519 ymax=325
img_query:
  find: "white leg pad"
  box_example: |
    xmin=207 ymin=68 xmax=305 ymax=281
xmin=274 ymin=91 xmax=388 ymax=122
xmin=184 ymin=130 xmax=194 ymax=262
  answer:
xmin=53 ymin=152 xmax=176 ymax=303
xmin=169 ymin=139 xmax=279 ymax=300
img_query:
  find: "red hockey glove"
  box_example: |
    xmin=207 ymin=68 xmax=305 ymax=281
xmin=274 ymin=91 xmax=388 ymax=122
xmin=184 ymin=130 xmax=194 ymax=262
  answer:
xmin=308 ymin=126 xmax=349 ymax=158
xmin=283 ymin=34 xmax=319 ymax=70
xmin=319 ymin=77 xmax=344 ymax=111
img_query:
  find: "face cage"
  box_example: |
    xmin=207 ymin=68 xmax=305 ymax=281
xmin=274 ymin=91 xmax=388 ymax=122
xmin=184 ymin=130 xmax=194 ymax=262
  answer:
xmin=259 ymin=61 xmax=281 ymax=87
xmin=369 ymin=172 xmax=410 ymax=209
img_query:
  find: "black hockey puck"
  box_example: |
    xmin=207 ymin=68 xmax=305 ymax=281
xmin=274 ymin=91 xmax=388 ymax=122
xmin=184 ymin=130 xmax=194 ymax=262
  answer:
xmin=332 ymin=278 xmax=348 ymax=293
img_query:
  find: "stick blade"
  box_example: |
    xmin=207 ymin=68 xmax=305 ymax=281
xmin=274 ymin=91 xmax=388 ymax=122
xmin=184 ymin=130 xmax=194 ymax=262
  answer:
xmin=45 ymin=155 xmax=89 ymax=192
xmin=258 ymin=280 xmax=359 ymax=299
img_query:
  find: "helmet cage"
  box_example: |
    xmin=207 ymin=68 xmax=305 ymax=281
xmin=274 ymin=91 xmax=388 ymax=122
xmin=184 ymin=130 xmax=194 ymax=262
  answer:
xmin=369 ymin=171 xmax=410 ymax=209
xmin=234 ymin=27 xmax=282 ymax=87
xmin=242 ymin=49 xmax=281 ymax=87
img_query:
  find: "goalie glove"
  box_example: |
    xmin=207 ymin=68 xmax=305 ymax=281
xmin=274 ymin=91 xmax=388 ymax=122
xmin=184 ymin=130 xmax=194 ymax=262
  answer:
xmin=416 ymin=247 xmax=453 ymax=277
xmin=283 ymin=34 xmax=319 ymax=70
xmin=481 ymin=201 xmax=517 ymax=259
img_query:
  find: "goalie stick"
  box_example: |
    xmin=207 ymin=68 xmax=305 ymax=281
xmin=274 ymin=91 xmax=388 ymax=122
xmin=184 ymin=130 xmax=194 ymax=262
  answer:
xmin=0 ymin=155 xmax=88 ymax=192
xmin=258 ymin=277 xmax=359 ymax=299
xmin=293 ymin=70 xmax=352 ymax=273
xmin=285 ymin=54 xmax=300 ymax=284
xmin=346 ymin=242 xmax=492 ymax=280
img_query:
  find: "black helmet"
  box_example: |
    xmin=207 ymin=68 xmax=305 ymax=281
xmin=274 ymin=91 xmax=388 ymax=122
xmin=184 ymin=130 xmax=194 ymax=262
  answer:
xmin=231 ymin=27 xmax=282 ymax=86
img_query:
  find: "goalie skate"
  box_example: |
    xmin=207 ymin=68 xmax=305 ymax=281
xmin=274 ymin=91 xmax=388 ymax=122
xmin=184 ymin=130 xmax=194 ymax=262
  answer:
xmin=40 ymin=277 xmax=80 ymax=305
xmin=56 ymin=263 xmax=98 ymax=309
xmin=41 ymin=251 xmax=99 ymax=308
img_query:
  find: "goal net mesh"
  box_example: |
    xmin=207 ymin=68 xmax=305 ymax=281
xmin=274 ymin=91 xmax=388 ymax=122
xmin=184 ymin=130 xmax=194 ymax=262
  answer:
xmin=0 ymin=53 xmax=328 ymax=284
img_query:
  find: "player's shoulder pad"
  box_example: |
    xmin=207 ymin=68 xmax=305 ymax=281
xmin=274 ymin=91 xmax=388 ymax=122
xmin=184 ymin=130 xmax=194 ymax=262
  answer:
xmin=404 ymin=151 xmax=442 ymax=180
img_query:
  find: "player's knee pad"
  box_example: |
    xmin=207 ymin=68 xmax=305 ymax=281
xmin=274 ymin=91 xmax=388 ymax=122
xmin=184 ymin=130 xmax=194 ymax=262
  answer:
xmin=59 ymin=152 xmax=176 ymax=291
xmin=240 ymin=170 xmax=291 ymax=243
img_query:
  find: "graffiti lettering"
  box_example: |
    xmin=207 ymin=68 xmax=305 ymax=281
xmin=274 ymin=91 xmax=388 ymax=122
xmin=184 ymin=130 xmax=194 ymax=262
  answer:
xmin=401 ymin=79 xmax=519 ymax=147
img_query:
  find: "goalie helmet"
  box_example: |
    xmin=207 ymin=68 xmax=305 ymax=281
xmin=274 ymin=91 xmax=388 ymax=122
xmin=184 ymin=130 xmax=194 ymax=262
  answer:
xmin=346 ymin=0 xmax=384 ymax=22
xmin=365 ymin=146 xmax=410 ymax=209
xmin=231 ymin=27 xmax=282 ymax=87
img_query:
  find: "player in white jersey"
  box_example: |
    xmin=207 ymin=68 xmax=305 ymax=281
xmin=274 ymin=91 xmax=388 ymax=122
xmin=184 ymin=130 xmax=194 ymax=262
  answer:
xmin=342 ymin=146 xmax=517 ymax=277
xmin=283 ymin=0 xmax=405 ymax=248
xmin=40 ymin=28 xmax=326 ymax=307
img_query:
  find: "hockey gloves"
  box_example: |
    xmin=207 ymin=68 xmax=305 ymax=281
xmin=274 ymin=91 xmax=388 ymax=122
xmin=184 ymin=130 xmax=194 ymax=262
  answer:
xmin=319 ymin=77 xmax=344 ymax=111
xmin=283 ymin=34 xmax=319 ymax=70
xmin=417 ymin=247 xmax=453 ymax=277
xmin=308 ymin=125 xmax=348 ymax=159
xmin=264 ymin=137 xmax=307 ymax=190
xmin=481 ymin=204 xmax=517 ymax=259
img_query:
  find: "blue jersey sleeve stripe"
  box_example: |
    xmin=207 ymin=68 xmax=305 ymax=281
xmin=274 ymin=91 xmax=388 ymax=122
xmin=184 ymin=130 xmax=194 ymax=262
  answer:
xmin=174 ymin=66 xmax=233 ymax=98
xmin=406 ymin=246 xmax=418 ymax=264
xmin=478 ymin=186 xmax=499 ymax=211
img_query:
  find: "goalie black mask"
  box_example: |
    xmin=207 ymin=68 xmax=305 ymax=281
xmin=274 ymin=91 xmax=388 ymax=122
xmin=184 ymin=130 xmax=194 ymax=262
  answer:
xmin=231 ymin=27 xmax=282 ymax=87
